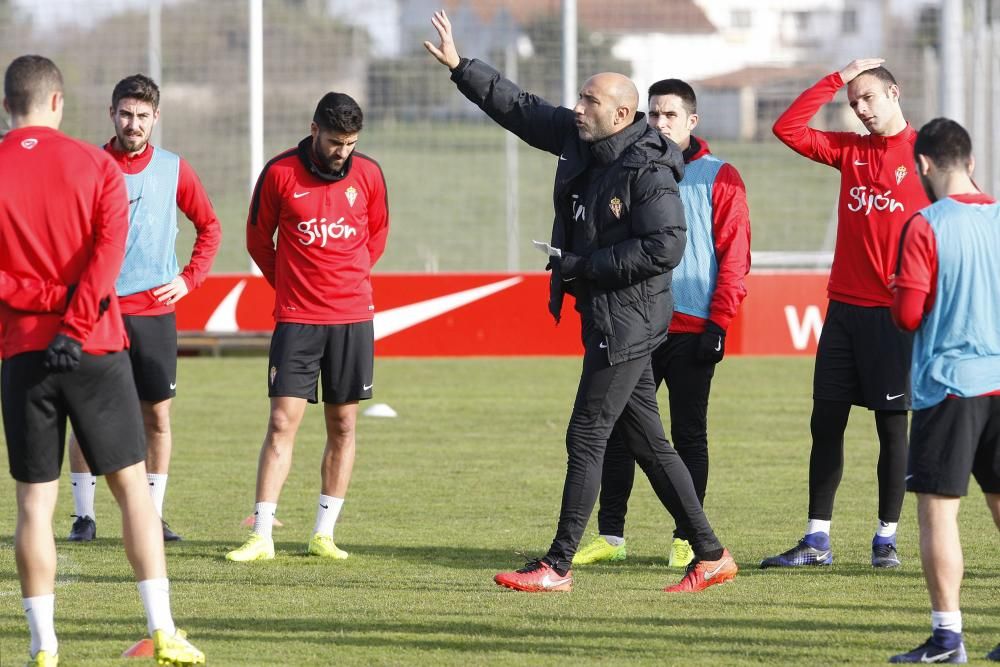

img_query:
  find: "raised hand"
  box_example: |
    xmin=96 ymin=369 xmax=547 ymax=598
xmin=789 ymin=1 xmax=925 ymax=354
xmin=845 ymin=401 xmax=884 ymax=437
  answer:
xmin=839 ymin=58 xmax=886 ymax=84
xmin=423 ymin=10 xmax=461 ymax=70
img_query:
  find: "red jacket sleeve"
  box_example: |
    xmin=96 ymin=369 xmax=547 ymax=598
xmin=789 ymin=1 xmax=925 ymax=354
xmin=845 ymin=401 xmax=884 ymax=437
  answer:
xmin=176 ymin=158 xmax=221 ymax=291
xmin=246 ymin=166 xmax=280 ymax=287
xmin=772 ymin=72 xmax=853 ymax=168
xmin=366 ymin=167 xmax=390 ymax=267
xmin=60 ymin=156 xmax=128 ymax=342
xmin=891 ymin=215 xmax=936 ymax=331
xmin=0 ymin=272 xmax=69 ymax=313
xmin=708 ymin=163 xmax=751 ymax=330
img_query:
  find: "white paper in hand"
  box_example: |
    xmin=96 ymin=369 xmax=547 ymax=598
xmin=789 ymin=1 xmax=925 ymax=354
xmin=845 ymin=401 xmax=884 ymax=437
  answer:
xmin=532 ymin=240 xmax=562 ymax=258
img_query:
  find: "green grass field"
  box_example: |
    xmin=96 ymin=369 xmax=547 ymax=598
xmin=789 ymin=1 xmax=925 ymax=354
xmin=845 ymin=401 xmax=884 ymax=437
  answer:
xmin=0 ymin=356 xmax=997 ymax=665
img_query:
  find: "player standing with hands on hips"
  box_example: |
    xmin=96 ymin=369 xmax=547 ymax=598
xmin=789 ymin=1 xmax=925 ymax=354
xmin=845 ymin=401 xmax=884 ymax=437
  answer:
xmin=0 ymin=54 xmax=204 ymax=667
xmin=426 ymin=10 xmax=738 ymax=593
xmin=762 ymin=58 xmax=930 ymax=570
xmin=228 ymin=91 xmax=389 ymax=562
xmin=888 ymin=118 xmax=1000 ymax=664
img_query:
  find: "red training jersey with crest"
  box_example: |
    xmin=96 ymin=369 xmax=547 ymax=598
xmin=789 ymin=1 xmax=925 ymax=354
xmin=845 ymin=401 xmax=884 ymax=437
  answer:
xmin=246 ymin=138 xmax=390 ymax=324
xmin=773 ymin=72 xmax=931 ymax=307
xmin=0 ymin=127 xmax=129 ymax=358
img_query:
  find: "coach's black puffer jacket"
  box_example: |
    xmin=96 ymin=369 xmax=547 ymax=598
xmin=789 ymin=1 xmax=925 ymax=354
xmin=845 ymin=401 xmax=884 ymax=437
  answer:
xmin=451 ymin=58 xmax=686 ymax=364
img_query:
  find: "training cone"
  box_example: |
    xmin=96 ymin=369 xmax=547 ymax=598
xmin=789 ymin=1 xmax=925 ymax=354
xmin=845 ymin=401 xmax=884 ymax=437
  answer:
xmin=363 ymin=402 xmax=398 ymax=418
xmin=122 ymin=637 xmax=154 ymax=658
xmin=241 ymin=515 xmax=284 ymax=527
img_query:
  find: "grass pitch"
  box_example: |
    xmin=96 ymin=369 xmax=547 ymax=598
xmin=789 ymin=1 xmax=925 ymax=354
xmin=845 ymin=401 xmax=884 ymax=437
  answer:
xmin=0 ymin=356 xmax=997 ymax=665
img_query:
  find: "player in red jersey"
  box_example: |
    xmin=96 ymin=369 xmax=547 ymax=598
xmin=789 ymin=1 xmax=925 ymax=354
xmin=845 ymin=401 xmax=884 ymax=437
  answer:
xmin=65 ymin=74 xmax=221 ymax=544
xmin=0 ymin=55 xmax=203 ymax=667
xmin=228 ymin=91 xmax=389 ymax=562
xmin=761 ymin=59 xmax=930 ymax=570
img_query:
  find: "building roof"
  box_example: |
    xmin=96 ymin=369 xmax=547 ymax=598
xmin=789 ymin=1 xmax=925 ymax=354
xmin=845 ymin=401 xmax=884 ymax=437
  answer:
xmin=439 ymin=0 xmax=716 ymax=34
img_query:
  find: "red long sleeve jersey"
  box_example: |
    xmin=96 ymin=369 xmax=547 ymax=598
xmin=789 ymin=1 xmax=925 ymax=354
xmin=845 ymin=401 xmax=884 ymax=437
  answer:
xmin=773 ymin=72 xmax=930 ymax=307
xmin=246 ymin=142 xmax=390 ymax=324
xmin=0 ymin=127 xmax=129 ymax=358
xmin=104 ymin=140 xmax=222 ymax=316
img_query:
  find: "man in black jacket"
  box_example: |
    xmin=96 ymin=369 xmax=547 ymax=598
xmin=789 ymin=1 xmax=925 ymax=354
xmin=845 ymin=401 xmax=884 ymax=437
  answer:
xmin=426 ymin=10 xmax=737 ymax=593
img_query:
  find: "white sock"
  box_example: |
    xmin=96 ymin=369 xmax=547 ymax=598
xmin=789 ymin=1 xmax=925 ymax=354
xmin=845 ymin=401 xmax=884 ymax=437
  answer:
xmin=931 ymin=609 xmax=962 ymax=634
xmin=253 ymin=502 xmax=277 ymax=539
xmin=876 ymin=520 xmax=898 ymax=538
xmin=805 ymin=519 xmax=831 ymax=536
xmin=137 ymin=578 xmax=175 ymax=637
xmin=601 ymin=534 xmax=625 ymax=546
xmin=70 ymin=472 xmax=97 ymax=520
xmin=23 ymin=594 xmax=57 ymax=657
xmin=146 ymin=474 xmax=168 ymax=518
xmin=312 ymin=495 xmax=344 ymax=537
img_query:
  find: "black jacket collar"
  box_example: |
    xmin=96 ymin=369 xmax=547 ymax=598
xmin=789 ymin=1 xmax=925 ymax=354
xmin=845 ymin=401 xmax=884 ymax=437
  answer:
xmin=589 ymin=113 xmax=648 ymax=166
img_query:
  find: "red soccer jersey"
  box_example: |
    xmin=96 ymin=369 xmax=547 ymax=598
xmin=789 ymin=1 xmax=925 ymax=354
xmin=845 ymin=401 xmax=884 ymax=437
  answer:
xmin=773 ymin=72 xmax=931 ymax=307
xmin=104 ymin=140 xmax=222 ymax=317
xmin=246 ymin=138 xmax=390 ymax=324
xmin=0 ymin=127 xmax=129 ymax=358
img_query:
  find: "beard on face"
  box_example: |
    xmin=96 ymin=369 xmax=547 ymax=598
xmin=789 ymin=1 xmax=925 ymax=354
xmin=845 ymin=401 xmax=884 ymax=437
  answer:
xmin=918 ymin=172 xmax=938 ymax=203
xmin=117 ymin=128 xmax=147 ymax=153
xmin=312 ymin=136 xmax=346 ymax=172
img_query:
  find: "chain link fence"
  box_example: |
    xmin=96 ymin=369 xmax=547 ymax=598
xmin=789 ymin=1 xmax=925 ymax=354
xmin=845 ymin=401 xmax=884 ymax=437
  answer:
xmin=2 ymin=0 xmax=997 ymax=272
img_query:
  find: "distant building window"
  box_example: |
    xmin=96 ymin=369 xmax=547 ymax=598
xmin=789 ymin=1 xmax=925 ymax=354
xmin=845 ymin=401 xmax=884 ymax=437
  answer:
xmin=793 ymin=11 xmax=809 ymax=30
xmin=842 ymin=9 xmax=858 ymax=34
xmin=732 ymin=9 xmax=752 ymax=28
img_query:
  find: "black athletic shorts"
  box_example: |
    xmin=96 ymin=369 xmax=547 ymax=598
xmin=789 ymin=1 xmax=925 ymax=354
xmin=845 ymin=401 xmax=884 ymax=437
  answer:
xmin=124 ymin=313 xmax=178 ymax=402
xmin=267 ymin=321 xmax=374 ymax=404
xmin=907 ymin=396 xmax=1000 ymax=496
xmin=813 ymin=300 xmax=913 ymax=410
xmin=1 ymin=350 xmax=146 ymax=483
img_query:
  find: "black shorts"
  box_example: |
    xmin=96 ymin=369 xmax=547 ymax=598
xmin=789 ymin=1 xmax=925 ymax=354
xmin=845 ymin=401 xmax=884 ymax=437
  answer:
xmin=123 ymin=313 xmax=177 ymax=402
xmin=267 ymin=321 xmax=374 ymax=404
xmin=813 ymin=300 xmax=913 ymax=410
xmin=907 ymin=396 xmax=1000 ymax=496
xmin=1 ymin=350 xmax=146 ymax=483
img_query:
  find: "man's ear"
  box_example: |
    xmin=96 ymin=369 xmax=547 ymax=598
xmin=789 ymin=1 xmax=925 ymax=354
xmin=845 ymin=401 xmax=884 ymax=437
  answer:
xmin=688 ymin=112 xmax=699 ymax=131
xmin=917 ymin=153 xmax=932 ymax=175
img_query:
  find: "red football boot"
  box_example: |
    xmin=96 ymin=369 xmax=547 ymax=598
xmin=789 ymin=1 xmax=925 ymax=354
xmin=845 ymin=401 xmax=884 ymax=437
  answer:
xmin=494 ymin=559 xmax=573 ymax=592
xmin=664 ymin=548 xmax=738 ymax=593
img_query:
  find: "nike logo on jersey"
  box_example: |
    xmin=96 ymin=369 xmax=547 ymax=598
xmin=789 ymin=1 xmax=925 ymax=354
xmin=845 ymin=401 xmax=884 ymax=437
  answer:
xmin=853 ymin=160 xmax=868 ymax=166
xmin=714 ymin=340 xmax=722 ymax=352
xmin=540 ymin=574 xmax=572 ymax=588
xmin=363 ymin=383 xmax=374 ymax=391
xmin=886 ymin=393 xmax=904 ymax=401
xmin=293 ymin=191 xmax=310 ymax=198
xmin=599 ymin=341 xmax=608 ymax=349
xmin=169 ymin=382 xmax=177 ymax=390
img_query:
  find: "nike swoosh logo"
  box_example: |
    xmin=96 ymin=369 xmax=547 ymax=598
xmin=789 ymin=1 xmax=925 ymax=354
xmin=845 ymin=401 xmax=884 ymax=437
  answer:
xmin=320 ymin=504 xmax=328 ymax=509
xmin=169 ymin=382 xmax=177 ymax=390
xmin=559 ymin=154 xmax=568 ymax=161
xmin=886 ymin=393 xmax=904 ymax=400
xmin=373 ymin=277 xmax=523 ymax=341
xmin=363 ymin=383 xmax=374 ymax=391
xmin=540 ymin=574 xmax=571 ymax=588
xmin=920 ymin=649 xmax=955 ymax=663
xmin=854 ymin=160 xmax=868 ymax=166
xmin=293 ymin=191 xmax=310 ymax=198
xmin=704 ymin=558 xmax=732 ymax=580
xmin=599 ymin=342 xmax=608 ymax=349
xmin=905 ymin=474 xmax=914 ymax=481
xmin=714 ymin=340 xmax=721 ymax=352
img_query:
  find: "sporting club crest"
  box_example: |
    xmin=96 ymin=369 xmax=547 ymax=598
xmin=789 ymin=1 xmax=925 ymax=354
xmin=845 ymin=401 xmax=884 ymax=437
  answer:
xmin=345 ymin=186 xmax=358 ymax=207
xmin=609 ymin=196 xmax=623 ymax=219
xmin=269 ymin=365 xmax=277 ymax=385
xmin=20 ymin=138 xmax=38 ymax=150
xmin=895 ymin=165 xmax=908 ymax=185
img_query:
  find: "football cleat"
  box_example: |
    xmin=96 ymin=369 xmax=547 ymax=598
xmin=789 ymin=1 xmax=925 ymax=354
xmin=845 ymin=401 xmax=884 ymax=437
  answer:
xmin=68 ymin=515 xmax=96 ymax=542
xmin=872 ymin=540 xmax=901 ymax=568
xmin=760 ymin=538 xmax=833 ymax=568
xmin=571 ymin=535 xmax=626 ymax=565
xmin=26 ymin=650 xmax=58 ymax=666
xmin=889 ymin=631 xmax=967 ymax=663
xmin=494 ymin=559 xmax=572 ymax=592
xmin=668 ymin=537 xmax=694 ymax=569
xmin=986 ymin=643 xmax=1000 ymax=661
xmin=225 ymin=533 xmax=274 ymax=562
xmin=307 ymin=533 xmax=349 ymax=560
xmin=152 ymin=628 xmax=205 ymax=666
xmin=162 ymin=520 xmax=182 ymax=542
xmin=664 ymin=548 xmax=738 ymax=592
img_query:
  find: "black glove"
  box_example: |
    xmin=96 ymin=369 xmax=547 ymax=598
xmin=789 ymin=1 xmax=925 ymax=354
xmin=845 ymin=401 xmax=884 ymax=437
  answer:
xmin=557 ymin=252 xmax=590 ymax=281
xmin=44 ymin=333 xmax=83 ymax=373
xmin=696 ymin=321 xmax=726 ymax=363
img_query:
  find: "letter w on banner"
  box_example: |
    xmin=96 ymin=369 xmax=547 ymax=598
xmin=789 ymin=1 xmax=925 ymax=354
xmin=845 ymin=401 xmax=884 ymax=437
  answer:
xmin=784 ymin=305 xmax=824 ymax=350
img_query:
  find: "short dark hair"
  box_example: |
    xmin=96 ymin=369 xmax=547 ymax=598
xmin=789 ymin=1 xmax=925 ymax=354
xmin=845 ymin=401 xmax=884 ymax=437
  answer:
xmin=111 ymin=74 xmax=160 ymax=110
xmin=647 ymin=78 xmax=697 ymax=115
xmin=852 ymin=66 xmax=897 ymax=90
xmin=3 ymin=55 xmax=63 ymax=117
xmin=915 ymin=117 xmax=972 ymax=171
xmin=313 ymin=92 xmax=363 ymax=134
